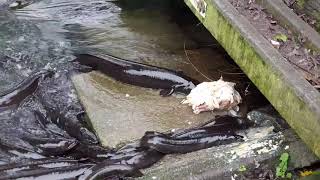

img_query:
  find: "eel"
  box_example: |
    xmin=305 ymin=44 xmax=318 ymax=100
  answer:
xmin=73 ymin=54 xmax=199 ymax=96
xmin=78 ymin=163 xmax=143 ymax=180
xmin=21 ymin=136 xmax=78 ymax=156
xmin=0 ymin=163 xmax=93 ymax=180
xmin=0 ymin=70 xmax=53 ymax=111
xmin=39 ymin=102 xmax=99 ymax=145
xmin=67 ymin=143 xmax=113 ymax=162
xmin=141 ymin=131 xmax=243 ymax=154
xmin=106 ymin=142 xmax=164 ymax=169
xmin=0 ymin=158 xmax=85 ymax=171
xmin=171 ymin=115 xmax=250 ymax=138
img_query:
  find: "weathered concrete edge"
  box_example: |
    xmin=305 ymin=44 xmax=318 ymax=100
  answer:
xmin=256 ymin=0 xmax=320 ymax=52
xmin=184 ymin=0 xmax=320 ymax=157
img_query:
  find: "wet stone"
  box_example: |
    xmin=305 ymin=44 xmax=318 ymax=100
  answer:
xmin=139 ymin=125 xmax=284 ymax=179
xmin=71 ymin=71 xmax=227 ymax=148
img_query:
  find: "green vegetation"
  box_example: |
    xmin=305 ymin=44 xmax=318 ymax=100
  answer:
xmin=276 ymin=152 xmax=292 ymax=179
xmin=296 ymin=0 xmax=306 ymax=9
xmin=274 ymin=34 xmax=288 ymax=42
xmin=238 ymin=165 xmax=247 ymax=172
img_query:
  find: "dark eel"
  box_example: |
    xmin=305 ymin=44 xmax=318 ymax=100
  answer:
xmin=141 ymin=131 xmax=243 ymax=154
xmin=38 ymin=100 xmax=99 ymax=145
xmin=140 ymin=116 xmax=245 ymax=154
xmin=0 ymin=158 xmax=85 ymax=171
xmin=0 ymin=70 xmax=53 ymax=111
xmin=0 ymin=163 xmax=93 ymax=180
xmin=78 ymin=163 xmax=143 ymax=180
xmin=21 ymin=136 xmax=78 ymax=156
xmin=0 ymin=115 xmax=248 ymax=179
xmin=105 ymin=142 xmax=164 ymax=169
xmin=0 ymin=109 xmax=78 ymax=156
xmin=171 ymin=116 xmax=250 ymax=139
xmin=67 ymin=143 xmax=113 ymax=162
xmin=74 ymin=54 xmax=199 ymax=96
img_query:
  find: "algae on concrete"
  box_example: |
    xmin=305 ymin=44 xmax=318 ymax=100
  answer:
xmin=184 ymin=0 xmax=320 ymax=157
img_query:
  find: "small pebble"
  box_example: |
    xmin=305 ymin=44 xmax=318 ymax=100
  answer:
xmin=125 ymin=94 xmax=130 ymax=97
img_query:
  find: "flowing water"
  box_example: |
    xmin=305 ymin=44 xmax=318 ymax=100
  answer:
xmin=0 ymin=0 xmax=276 ymax=178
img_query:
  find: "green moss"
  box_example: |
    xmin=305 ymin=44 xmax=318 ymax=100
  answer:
xmin=185 ymin=0 xmax=320 ymax=157
xmin=276 ymin=153 xmax=290 ymax=178
xmin=296 ymin=0 xmax=306 ymax=8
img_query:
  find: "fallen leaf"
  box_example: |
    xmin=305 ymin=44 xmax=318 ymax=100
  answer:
xmin=274 ymin=34 xmax=288 ymax=42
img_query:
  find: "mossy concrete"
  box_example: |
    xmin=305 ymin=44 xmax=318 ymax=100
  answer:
xmin=185 ymin=0 xmax=320 ymax=157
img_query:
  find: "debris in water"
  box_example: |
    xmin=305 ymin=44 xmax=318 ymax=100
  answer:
xmin=181 ymin=78 xmax=241 ymax=114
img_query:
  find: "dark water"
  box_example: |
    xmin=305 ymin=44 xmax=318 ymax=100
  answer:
xmin=0 ymin=0 xmax=121 ymax=164
xmin=0 ymin=0 xmax=272 ymax=178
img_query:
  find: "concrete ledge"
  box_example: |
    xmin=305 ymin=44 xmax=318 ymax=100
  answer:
xmin=294 ymin=0 xmax=320 ymax=33
xmin=140 ymin=126 xmax=284 ymax=180
xmin=256 ymin=0 xmax=320 ymax=52
xmin=185 ymin=0 xmax=320 ymax=157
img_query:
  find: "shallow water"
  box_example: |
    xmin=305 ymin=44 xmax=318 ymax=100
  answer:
xmin=0 ymin=0 xmax=273 ymax=178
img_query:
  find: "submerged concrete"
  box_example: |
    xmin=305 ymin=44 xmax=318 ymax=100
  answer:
xmin=184 ymin=0 xmax=320 ymax=158
xmin=71 ymin=45 xmax=236 ymax=148
xmin=72 ymin=70 xmax=224 ymax=147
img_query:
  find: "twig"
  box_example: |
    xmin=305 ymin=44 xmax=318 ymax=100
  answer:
xmin=217 ymin=69 xmax=245 ymax=75
xmin=183 ymin=40 xmax=213 ymax=81
xmin=245 ymin=83 xmax=250 ymax=96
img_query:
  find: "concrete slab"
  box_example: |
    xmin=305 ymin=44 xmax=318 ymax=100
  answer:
xmin=72 ymin=70 xmax=227 ymax=147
